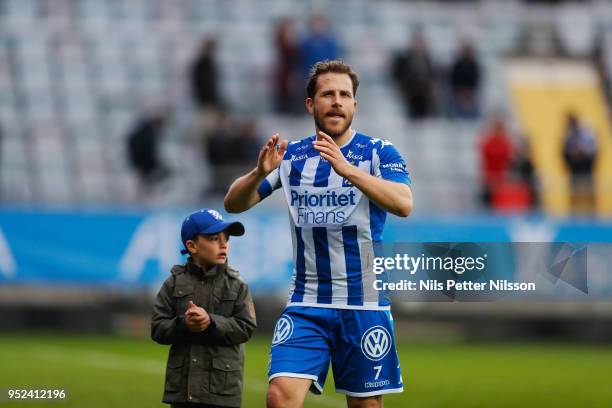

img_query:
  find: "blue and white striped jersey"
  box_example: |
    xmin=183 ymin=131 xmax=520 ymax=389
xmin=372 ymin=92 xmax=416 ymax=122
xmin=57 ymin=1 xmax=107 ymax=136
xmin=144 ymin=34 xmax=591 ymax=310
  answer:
xmin=257 ymin=131 xmax=411 ymax=310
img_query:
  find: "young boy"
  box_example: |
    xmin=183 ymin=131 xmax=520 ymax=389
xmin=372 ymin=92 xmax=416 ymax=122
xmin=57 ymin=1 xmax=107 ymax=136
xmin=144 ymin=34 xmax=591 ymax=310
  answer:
xmin=151 ymin=208 xmax=257 ymax=408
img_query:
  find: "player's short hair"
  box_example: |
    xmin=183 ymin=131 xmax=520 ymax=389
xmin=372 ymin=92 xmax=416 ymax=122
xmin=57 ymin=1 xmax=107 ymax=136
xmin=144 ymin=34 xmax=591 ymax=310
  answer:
xmin=306 ymin=60 xmax=359 ymax=99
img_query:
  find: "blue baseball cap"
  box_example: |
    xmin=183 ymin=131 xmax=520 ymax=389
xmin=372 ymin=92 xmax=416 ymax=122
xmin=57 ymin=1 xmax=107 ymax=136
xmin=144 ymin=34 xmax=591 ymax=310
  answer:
xmin=180 ymin=208 xmax=245 ymax=255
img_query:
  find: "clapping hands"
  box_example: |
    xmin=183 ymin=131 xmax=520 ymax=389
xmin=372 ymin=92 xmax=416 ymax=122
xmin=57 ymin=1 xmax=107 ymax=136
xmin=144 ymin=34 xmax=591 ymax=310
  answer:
xmin=185 ymin=300 xmax=211 ymax=332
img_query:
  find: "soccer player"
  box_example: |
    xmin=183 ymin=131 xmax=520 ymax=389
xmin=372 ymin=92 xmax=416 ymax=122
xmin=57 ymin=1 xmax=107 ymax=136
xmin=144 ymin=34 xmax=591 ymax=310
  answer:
xmin=224 ymin=60 xmax=413 ymax=408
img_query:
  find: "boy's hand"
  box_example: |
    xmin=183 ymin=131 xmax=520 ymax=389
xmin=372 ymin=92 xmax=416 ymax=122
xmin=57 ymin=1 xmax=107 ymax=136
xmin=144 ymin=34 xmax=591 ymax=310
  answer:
xmin=185 ymin=300 xmax=211 ymax=332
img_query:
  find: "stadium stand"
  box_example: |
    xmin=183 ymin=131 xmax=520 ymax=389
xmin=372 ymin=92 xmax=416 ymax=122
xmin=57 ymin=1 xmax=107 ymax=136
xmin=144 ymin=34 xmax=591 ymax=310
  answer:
xmin=507 ymin=59 xmax=612 ymax=216
xmin=1 ymin=0 xmax=612 ymax=217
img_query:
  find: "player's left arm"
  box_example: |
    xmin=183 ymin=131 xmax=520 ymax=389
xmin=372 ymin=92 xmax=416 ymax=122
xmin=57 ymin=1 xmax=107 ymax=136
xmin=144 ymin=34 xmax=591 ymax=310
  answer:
xmin=313 ymin=131 xmax=413 ymax=217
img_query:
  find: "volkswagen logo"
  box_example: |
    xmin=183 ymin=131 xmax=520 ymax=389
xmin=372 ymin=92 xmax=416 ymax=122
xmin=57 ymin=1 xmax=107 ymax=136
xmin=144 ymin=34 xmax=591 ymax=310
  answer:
xmin=272 ymin=316 xmax=294 ymax=346
xmin=361 ymin=326 xmax=391 ymax=361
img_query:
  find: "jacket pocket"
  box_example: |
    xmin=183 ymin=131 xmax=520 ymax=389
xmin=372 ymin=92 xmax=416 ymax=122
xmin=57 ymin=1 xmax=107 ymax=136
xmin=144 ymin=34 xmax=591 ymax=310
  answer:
xmin=173 ymin=286 xmax=194 ymax=315
xmin=215 ymin=289 xmax=239 ymax=316
xmin=165 ymin=352 xmax=185 ymax=392
xmin=209 ymin=358 xmax=242 ymax=396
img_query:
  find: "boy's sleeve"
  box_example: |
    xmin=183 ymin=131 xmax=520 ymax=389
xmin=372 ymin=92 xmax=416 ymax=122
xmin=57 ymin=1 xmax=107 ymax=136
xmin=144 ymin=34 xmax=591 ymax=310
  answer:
xmin=150 ymin=277 xmax=193 ymax=345
xmin=374 ymin=140 xmax=411 ymax=186
xmin=257 ymin=167 xmax=281 ymax=201
xmin=200 ymin=282 xmax=257 ymax=346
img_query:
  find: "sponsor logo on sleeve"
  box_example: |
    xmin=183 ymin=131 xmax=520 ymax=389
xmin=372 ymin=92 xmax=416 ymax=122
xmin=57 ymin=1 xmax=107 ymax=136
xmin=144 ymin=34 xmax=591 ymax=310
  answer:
xmin=380 ymin=162 xmax=406 ymax=172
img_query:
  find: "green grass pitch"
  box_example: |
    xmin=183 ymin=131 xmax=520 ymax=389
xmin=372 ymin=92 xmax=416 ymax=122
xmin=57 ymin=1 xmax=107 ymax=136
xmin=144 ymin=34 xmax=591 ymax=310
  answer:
xmin=0 ymin=334 xmax=610 ymax=407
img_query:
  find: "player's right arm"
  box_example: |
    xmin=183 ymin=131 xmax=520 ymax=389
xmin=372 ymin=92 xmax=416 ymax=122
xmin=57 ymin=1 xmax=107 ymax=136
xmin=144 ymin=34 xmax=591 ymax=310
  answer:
xmin=224 ymin=134 xmax=287 ymax=213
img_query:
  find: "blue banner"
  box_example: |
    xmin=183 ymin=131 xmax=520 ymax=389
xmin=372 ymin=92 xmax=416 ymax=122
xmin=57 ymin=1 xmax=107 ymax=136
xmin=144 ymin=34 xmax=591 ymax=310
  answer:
xmin=1 ymin=207 xmax=611 ymax=297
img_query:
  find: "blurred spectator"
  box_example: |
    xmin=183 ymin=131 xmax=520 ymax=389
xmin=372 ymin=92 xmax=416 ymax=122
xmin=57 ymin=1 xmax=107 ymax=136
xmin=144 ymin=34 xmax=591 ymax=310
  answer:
xmin=204 ymin=112 xmax=260 ymax=195
xmin=300 ymin=15 xmax=341 ymax=79
xmin=491 ymin=181 xmax=533 ymax=214
xmin=392 ymin=31 xmax=436 ymax=120
xmin=190 ymin=38 xmax=221 ymax=110
xmin=235 ymin=118 xmax=261 ymax=163
xmin=450 ymin=40 xmax=481 ymax=119
xmin=205 ymin=110 xmax=234 ymax=170
xmin=479 ymin=118 xmax=514 ymax=207
xmin=562 ymin=112 xmax=598 ymax=214
xmin=274 ymin=18 xmax=302 ymax=114
xmin=126 ymin=109 xmax=171 ymax=193
xmin=513 ymin=136 xmax=539 ymax=210
xmin=0 ymin=123 xmax=2 ymax=198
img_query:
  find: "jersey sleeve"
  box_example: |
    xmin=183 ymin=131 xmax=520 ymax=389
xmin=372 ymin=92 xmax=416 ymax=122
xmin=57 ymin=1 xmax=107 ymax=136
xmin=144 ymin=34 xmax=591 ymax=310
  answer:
xmin=257 ymin=167 xmax=282 ymax=200
xmin=373 ymin=140 xmax=411 ymax=186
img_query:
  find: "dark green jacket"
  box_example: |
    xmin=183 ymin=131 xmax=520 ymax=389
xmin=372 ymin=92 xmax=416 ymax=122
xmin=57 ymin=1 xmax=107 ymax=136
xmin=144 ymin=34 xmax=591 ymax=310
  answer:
xmin=151 ymin=260 xmax=257 ymax=407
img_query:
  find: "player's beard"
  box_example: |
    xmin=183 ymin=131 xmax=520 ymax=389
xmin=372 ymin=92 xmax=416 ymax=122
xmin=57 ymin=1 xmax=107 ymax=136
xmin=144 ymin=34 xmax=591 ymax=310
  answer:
xmin=313 ymin=106 xmax=353 ymax=140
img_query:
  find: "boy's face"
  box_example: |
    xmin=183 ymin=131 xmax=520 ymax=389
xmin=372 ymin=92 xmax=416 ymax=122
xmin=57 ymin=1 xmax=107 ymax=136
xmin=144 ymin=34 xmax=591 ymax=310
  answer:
xmin=185 ymin=232 xmax=229 ymax=267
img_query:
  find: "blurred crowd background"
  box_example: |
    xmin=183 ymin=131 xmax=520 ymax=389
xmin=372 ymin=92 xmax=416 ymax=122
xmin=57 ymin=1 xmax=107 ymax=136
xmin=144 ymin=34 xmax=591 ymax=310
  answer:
xmin=2 ymin=0 xmax=612 ymax=215
xmin=1 ymin=0 xmax=612 ymax=343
